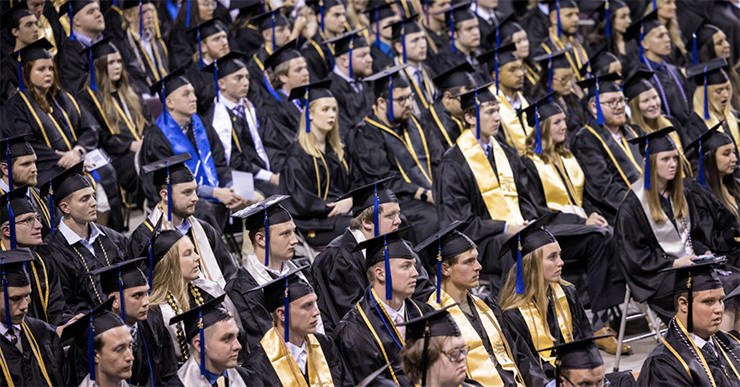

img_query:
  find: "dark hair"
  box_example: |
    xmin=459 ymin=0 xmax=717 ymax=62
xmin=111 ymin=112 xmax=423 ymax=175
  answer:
xmin=704 ymin=146 xmax=740 ymax=220
xmin=377 ymin=77 xmax=411 ymax=100
xmin=699 ymin=31 xmax=740 ymax=111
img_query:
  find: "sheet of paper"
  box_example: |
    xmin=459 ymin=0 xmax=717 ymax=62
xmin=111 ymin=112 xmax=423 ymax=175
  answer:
xmin=84 ymin=149 xmax=111 ymax=171
xmin=231 ymin=170 xmax=255 ymax=200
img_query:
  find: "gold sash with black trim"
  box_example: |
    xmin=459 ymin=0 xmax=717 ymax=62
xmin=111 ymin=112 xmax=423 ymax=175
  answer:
xmin=529 ymin=153 xmax=585 ymax=216
xmin=517 ymin=283 xmax=573 ymax=365
xmin=583 ymin=125 xmax=641 ymax=187
xmin=492 ymin=88 xmax=532 ymax=155
xmin=261 ymin=327 xmax=334 ymax=387
xmin=365 ymin=116 xmax=433 ymax=185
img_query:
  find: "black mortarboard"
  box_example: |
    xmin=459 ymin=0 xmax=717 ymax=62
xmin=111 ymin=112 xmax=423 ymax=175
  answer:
xmin=13 ymin=38 xmax=53 ymax=92
xmin=287 ymin=79 xmax=333 ymax=133
xmin=439 ymin=2 xmax=474 ymax=52
xmin=518 ymin=92 xmax=562 ymax=153
xmin=623 ymin=69 xmax=655 ymax=100
xmin=39 ymin=162 xmax=90 ymax=205
xmin=500 ymin=213 xmax=558 ymax=294
xmin=539 ymin=335 xmax=608 ymax=374
xmin=60 ymin=0 xmax=96 ymax=40
xmin=306 ymin=0 xmax=343 ymax=33
xmin=91 ymin=257 xmax=148 ymax=321
xmin=149 ymin=229 xmax=186 ymax=269
xmin=478 ymin=43 xmax=518 ymax=93
xmin=337 ymin=176 xmax=398 ymax=225
xmin=187 ymin=19 xmax=228 ymax=70
xmin=533 ymin=49 xmax=571 ymax=94
xmin=432 ymin=61 xmax=476 ymax=92
xmin=324 ymin=30 xmax=369 ymax=79
xmin=414 ymin=221 xmax=475 ymax=303
xmin=248 ymin=265 xmax=313 ymax=342
xmin=84 ymin=37 xmax=120 ymax=91
xmin=591 ymin=0 xmax=628 ymax=39
xmin=387 ymin=14 xmax=423 ymax=41
xmin=627 ymin=126 xmax=678 ymax=189
xmin=624 ymin=10 xmax=661 ymax=60
xmin=0 ymin=249 xmax=32 ymax=342
xmin=661 ymin=257 xmax=725 ymax=332
xmin=251 ymin=8 xmax=289 ymax=51
xmin=1 ymin=2 xmax=32 ymax=31
xmin=576 ymin=72 xmax=622 ymax=126
xmin=119 ymin=0 xmax=154 ymax=9
xmin=263 ymin=39 xmax=302 ymax=70
xmin=695 ymin=23 xmax=722 ymax=64
xmin=0 ymin=135 xmax=35 ymax=190
xmin=148 ymin=66 xmax=191 ymax=101
xmin=687 ymin=58 xmax=730 ymax=121
xmin=0 ymin=187 xmax=35 ymax=249
xmin=365 ymin=0 xmax=399 ymax=25
xmin=578 ymin=46 xmax=620 ymax=77
xmin=365 ymin=64 xmax=409 ymax=121
xmin=169 ymin=294 xmax=230 ymax=376
xmin=202 ymin=52 xmax=249 ymax=102
xmin=541 ymin=0 xmax=578 ymax=39
xmin=457 ymin=83 xmax=496 ymax=140
xmin=234 ymin=195 xmax=293 ymax=266
xmin=141 ymin=153 xmax=194 ymax=222
xmin=354 ymin=229 xmax=414 ymax=300
xmin=684 ymin=122 xmax=729 ymax=188
xmin=496 ymin=13 xmax=524 ymax=43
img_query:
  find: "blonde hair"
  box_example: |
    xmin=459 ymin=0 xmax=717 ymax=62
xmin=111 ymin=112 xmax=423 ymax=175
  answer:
xmin=644 ymin=152 xmax=688 ymax=223
xmin=297 ymin=98 xmax=345 ymax=160
xmin=524 ymin=114 xmax=573 ymax=164
xmin=500 ymin=248 xmax=551 ymax=318
xmin=346 ymin=0 xmax=369 ymax=33
xmin=693 ymin=81 xmax=740 ymax=145
xmin=629 ymin=95 xmax=673 ymax=134
xmin=400 ymin=335 xmax=450 ymax=384
xmin=150 ymin=238 xmax=190 ymax=311
xmin=89 ymin=54 xmax=149 ymax=136
xmin=646 ymin=0 xmax=686 ymax=54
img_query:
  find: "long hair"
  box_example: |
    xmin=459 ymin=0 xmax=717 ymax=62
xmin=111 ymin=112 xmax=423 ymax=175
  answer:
xmin=149 ymin=239 xmax=190 ymax=311
xmin=89 ymin=54 xmax=149 ymax=136
xmin=628 ymin=94 xmax=673 ymax=134
xmin=646 ymin=0 xmax=686 ymax=54
xmin=347 ymin=0 xmax=369 ymax=33
xmin=400 ymin=335 xmax=449 ymax=384
xmin=698 ymin=33 xmax=740 ymax=111
xmin=704 ymin=146 xmax=740 ymax=220
xmin=524 ymin=115 xmax=573 ymax=163
xmin=693 ymin=81 xmax=740 ymax=144
xmin=122 ymin=4 xmax=164 ymax=39
xmin=23 ymin=59 xmax=62 ymax=113
xmin=175 ymin=0 xmax=207 ymax=28
xmin=297 ymin=98 xmax=345 ymax=160
xmin=644 ymin=152 xmax=688 ymax=223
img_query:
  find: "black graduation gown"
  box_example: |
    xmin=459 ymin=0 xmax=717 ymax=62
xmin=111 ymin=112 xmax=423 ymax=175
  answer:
xmin=184 ymin=60 xmax=217 ymax=116
xmin=56 ymin=37 xmax=90 ymax=94
xmin=328 ymin=72 xmax=374 ymax=136
xmin=423 ymin=26 xmax=448 ymax=55
xmin=708 ymin=1 xmax=740 ymax=66
xmin=130 ymin=313 xmax=179 ymax=387
xmin=229 ymin=25 xmax=263 ymax=58
xmin=246 ymin=45 xmax=275 ymax=109
xmin=427 ymin=45 xmax=487 ymax=84
xmin=501 ymin=284 xmax=593 ymax=379
xmin=26 ymin=249 xmax=69 ymax=327
xmin=638 ymin=318 xmax=740 ymax=387
xmin=571 ymin=123 xmax=644 ymax=225
xmin=474 ymin=11 xmax=499 ymax=51
xmin=643 ymin=59 xmax=693 ymax=123
xmin=370 ymin=41 xmax=395 ymax=73
xmin=224 ymin=267 xmax=273 ymax=351
xmin=246 ymin=332 xmax=351 ymax=386
xmin=0 ymin=317 xmax=65 ymax=387
xmin=115 ymin=30 xmax=170 ymax=91
xmin=0 ymin=55 xmax=18 ymax=102
xmin=346 ymin=113 xmax=442 ymax=242
xmin=419 ymin=100 xmax=465 ymax=151
xmin=519 ymin=8 xmax=548 ymax=48
xmin=301 ymin=37 xmax=334 ymax=80
xmin=279 ymin=142 xmax=352 ymax=246
xmin=39 ymin=224 xmax=127 ymax=314
xmin=684 ymin=178 xmax=740 ymax=266
xmin=334 ymin=290 xmax=432 ymax=386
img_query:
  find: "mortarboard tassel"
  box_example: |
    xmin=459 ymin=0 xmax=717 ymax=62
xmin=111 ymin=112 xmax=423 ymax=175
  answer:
xmin=687 ymin=273 xmax=693 ymax=332
xmin=17 ymin=60 xmax=24 ymax=92
xmin=388 ymin=76 xmax=394 ymax=122
xmin=48 ymin=179 xmax=54 ymax=233
xmin=605 ymin=0 xmax=611 ymax=39
xmin=166 ymin=161 xmax=172 ymax=222
xmin=320 ymin=0 xmax=325 ymax=33
xmin=556 ymin=0 xmax=562 ymax=39
xmin=547 ymin=57 xmax=553 ymax=94
xmin=271 ymin=14 xmax=276 ymax=52
xmin=89 ymin=49 xmax=97 ymax=91
xmin=283 ymin=277 xmax=290 ymax=342
xmin=147 ymin=240 xmax=153 ymax=293
xmin=495 ymin=24 xmax=500 ymax=50
xmin=595 ymin=75 xmax=606 ymax=125
xmin=435 ymin=238 xmax=441 ymax=303
xmin=373 ymin=183 xmax=379 ymax=237
xmin=186 ymin=0 xmax=191 ymax=28
xmin=69 ymin=5 xmax=75 ymax=40
xmin=263 ymin=205 xmax=270 ymax=266
xmin=692 ymin=32 xmax=698 ymax=66
xmin=139 ymin=0 xmax=144 ymax=39
xmin=213 ymin=61 xmax=219 ymax=102
xmin=2 ymin=261 xmax=12 ymax=335
xmin=88 ymin=311 xmax=95 ymax=380
xmin=5 ymin=140 xmax=12 ymax=190
xmin=450 ymin=11 xmax=456 ymax=52
xmin=118 ymin=264 xmax=126 ymax=321
xmin=8 ymin=202 xmax=15 ymax=250
xmin=515 ymin=234 xmax=524 ymax=294
xmin=304 ymin=86 xmax=310 ymax=133
xmin=424 ymin=0 xmax=429 ymax=25
xmin=161 ymin=82 xmax=168 ymax=124
xmin=703 ymin=66 xmax=710 ymax=120
xmin=349 ymin=37 xmax=354 ymax=79
xmin=384 ymin=236 xmax=392 ymax=301
xmin=475 ymin=92 xmax=481 ymax=140
xmin=534 ymin=105 xmax=542 ymax=154
xmin=197 ymin=27 xmax=204 ymax=70
xmin=698 ymin=139 xmax=706 ymax=188
xmin=494 ymin=52 xmax=499 ymax=93
xmin=402 ymin=25 xmax=407 ymax=64
xmin=644 ymin=137 xmax=651 ymax=189
xmin=375 ymin=9 xmax=380 ymax=43
xmin=639 ymin=24 xmax=645 ymax=62
xmin=198 ymin=307 xmax=206 ymax=375
xmin=652 ymin=0 xmax=657 ymax=11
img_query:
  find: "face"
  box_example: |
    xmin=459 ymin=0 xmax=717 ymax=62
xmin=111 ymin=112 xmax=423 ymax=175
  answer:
xmin=204 ymin=31 xmax=230 ymax=61
xmin=74 ymin=2 xmax=105 ymax=34
xmin=167 ymin=84 xmax=198 ymax=117
xmin=281 ymin=57 xmax=310 ymax=90
xmin=324 ymin=4 xmax=347 ymax=34
xmin=599 ymin=91 xmax=627 ymax=127
xmin=219 ymin=67 xmax=250 ymax=102
xmin=107 ymin=51 xmax=124 ymax=83
xmin=377 ymin=202 xmax=402 ymax=235
xmin=715 ymin=143 xmax=737 ymax=176
xmin=12 ymin=212 xmax=43 ymax=246
xmin=455 ymin=19 xmax=480 ymax=50
xmin=541 ymin=242 xmax=563 ymax=283
xmin=548 ymin=113 xmax=568 ymax=145
xmin=561 ymin=366 xmax=606 ymax=387
xmin=0 ymin=286 xmax=31 ymax=324
xmin=118 ymin=285 xmax=150 ymax=324
xmin=477 ymin=101 xmax=501 ymax=138
xmin=198 ymin=0 xmax=217 ymax=20
xmin=309 ymin=97 xmax=338 ymax=133
xmin=713 ymin=31 xmax=732 ymax=59
xmin=351 ymin=0 xmax=368 ymax=11
xmin=682 ymin=288 xmax=725 ymax=338
xmin=655 ymin=150 xmax=679 ymax=182
xmin=61 ymin=187 xmax=97 ymax=223
xmin=203 ymin=318 xmax=241 ymax=370
xmin=29 ymin=58 xmax=54 ymax=90
xmin=555 ymin=7 xmax=579 ymax=35
xmin=350 ymin=47 xmax=374 ymax=77
xmin=10 ymin=153 xmax=38 ymax=187
xmin=444 ymin=248 xmax=481 ymax=290
xmin=12 ymin=14 xmax=39 ymax=45
xmin=25 ymin=0 xmax=45 ymax=18
xmin=388 ymin=86 xmax=414 ymax=122
xmin=166 ymin=180 xmax=198 ymax=218
xmin=387 ymin=258 xmax=418 ymax=298
xmin=433 ymin=336 xmax=467 ymax=385
xmin=402 ymin=31 xmax=428 ymax=63
xmin=499 ymin=60 xmax=524 ymax=91
xmin=442 ymin=88 xmax=465 ymax=116
xmin=511 ymin=30 xmax=530 ymax=59
xmin=288 ymin=293 xmax=320 ymax=336
xmin=177 ymin=237 xmax=201 ymax=282
xmin=265 ymin=221 xmax=298 ymax=261
xmin=274 ymin=25 xmax=291 ymax=47
xmin=710 ymin=82 xmax=732 ymax=113
xmin=657 ymin=0 xmax=676 ymax=20
xmin=429 ymin=0 xmax=451 ymax=22
xmin=612 ymin=6 xmax=631 ymax=34
xmin=643 ymin=25 xmax=672 ymax=57
xmin=637 ymin=88 xmax=661 ymax=120
xmin=96 ymin=326 xmax=134 ymax=381
xmin=140 ymin=3 xmax=156 ymax=32
xmin=477 ymin=0 xmax=498 ymax=8
xmin=376 ymin=15 xmax=400 ymax=41
xmin=551 ymin=68 xmax=574 ymax=95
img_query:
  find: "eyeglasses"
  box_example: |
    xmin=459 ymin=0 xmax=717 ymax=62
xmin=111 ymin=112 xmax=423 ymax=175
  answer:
xmin=554 ymin=74 xmax=574 ymax=85
xmin=392 ymin=92 xmax=415 ymax=105
xmin=15 ymin=214 xmax=41 ymax=228
xmin=562 ymin=374 xmax=606 ymax=387
xmin=199 ymin=0 xmax=218 ymax=8
xmin=441 ymin=345 xmax=469 ymax=363
xmin=600 ymin=97 xmax=628 ymax=109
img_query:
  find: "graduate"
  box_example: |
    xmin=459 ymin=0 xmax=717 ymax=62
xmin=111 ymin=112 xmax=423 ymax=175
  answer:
xmin=132 ymin=154 xmax=238 ymax=288
xmin=247 ymin=266 xmax=350 ymax=385
xmin=185 ymin=18 xmax=231 ymax=115
xmin=166 ymin=0 xmax=231 ymax=70
xmin=694 ymin=23 xmax=740 ymax=112
xmin=279 ymin=81 xmax=354 ymax=247
xmin=420 ymin=0 xmax=451 ymax=54
xmin=56 ymin=0 xmax=106 ymax=94
xmin=541 ymin=335 xmax=637 ymax=387
xmin=326 ymin=30 xmax=376 ymax=133
xmin=169 ymin=295 xmax=252 ymax=386
xmin=246 ymin=9 xmax=292 ymax=106
xmin=366 ymin=0 xmax=400 ymax=73
xmin=417 ymin=222 xmax=547 ymax=386
xmin=469 ymin=0 xmax=501 ymax=51
xmin=227 ymin=1 xmax=264 ymax=59
xmin=201 ymin=52 xmax=283 ymax=197
xmin=587 ymin=0 xmax=632 ymax=68
xmin=348 ymin=65 xmax=441 ymax=243
xmin=334 ymin=229 xmax=433 ymax=386
xmin=638 ymin=260 xmax=740 ymax=386
xmin=428 ymin=2 xmax=484 ymax=81
xmin=90 ymin=258 xmax=178 ymax=386
xmin=0 ymin=249 xmax=65 ymax=387
xmin=614 ymin=128 xmax=740 ymax=325
xmin=301 ymin=0 xmax=348 ymax=80
xmin=140 ymin=68 xmax=247 ymax=231
xmin=115 ymin=0 xmax=169 ymax=90
xmin=227 ymin=195 xmax=324 ymax=349
xmin=535 ymin=0 xmax=589 ymax=85
xmin=496 ymin=14 xmax=539 ymax=98
xmin=684 ymin=59 xmax=740 ymax=149
xmin=39 ymin=163 xmax=128 ymax=314
xmin=571 ymin=73 xmax=645 ymax=225
xmin=0 ymin=3 xmax=40 ymax=101
xmin=530 ymin=50 xmax=587 ymax=137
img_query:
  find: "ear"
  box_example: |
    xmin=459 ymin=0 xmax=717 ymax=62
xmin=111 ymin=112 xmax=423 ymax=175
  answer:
xmin=0 ymin=162 xmax=7 ymax=178
xmin=10 ymin=28 xmax=19 ymax=39
xmin=261 ymin=29 xmax=271 ymax=42
xmin=217 ymin=77 xmax=226 ymax=90
xmin=374 ymin=264 xmax=386 ymax=283
xmin=255 ymin=229 xmax=267 ymax=248
xmin=393 ymin=41 xmax=402 ymax=55
xmin=58 ymin=201 xmax=71 ymax=216
xmin=165 ymin=94 xmax=175 ymax=111
xmin=111 ymin=293 xmax=120 ymax=312
xmin=441 ymin=260 xmax=452 ymax=277
xmin=588 ymin=98 xmax=596 ymax=116
xmin=191 ymin=335 xmax=201 ymax=352
xmin=94 ymin=351 xmax=101 ymax=365
xmin=1 ymin=223 xmax=9 ymax=239
xmin=361 ymin=215 xmax=374 ymax=233
xmin=464 ymin=111 xmax=475 ymax=127
xmin=275 ymin=306 xmax=286 ymax=325
xmin=158 ymin=187 xmax=168 ymax=202
xmin=375 ymin=96 xmax=387 ymax=111
xmin=678 ymin=295 xmax=689 ymax=314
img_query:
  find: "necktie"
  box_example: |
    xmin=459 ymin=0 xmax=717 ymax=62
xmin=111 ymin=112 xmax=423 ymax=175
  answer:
xmin=702 ymin=341 xmax=718 ymax=360
xmin=234 ymin=104 xmax=246 ymax=120
xmin=215 ymin=375 xmax=227 ymax=387
xmin=414 ymin=70 xmax=429 ymax=101
xmin=8 ymin=329 xmax=21 ymax=352
xmin=394 ymin=314 xmax=406 ymax=340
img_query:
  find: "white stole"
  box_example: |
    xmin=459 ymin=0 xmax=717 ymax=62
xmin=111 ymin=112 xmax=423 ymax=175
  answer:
xmin=177 ymin=357 xmax=248 ymax=387
xmin=632 ymin=178 xmax=693 ymax=258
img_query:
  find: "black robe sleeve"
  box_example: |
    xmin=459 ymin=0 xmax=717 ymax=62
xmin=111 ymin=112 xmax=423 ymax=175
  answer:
xmin=279 ymin=144 xmax=334 ymax=217
xmin=224 ymin=268 xmax=273 ymax=350
xmin=56 ymin=38 xmax=88 ymax=94
xmin=637 ymin=348 xmax=694 ymax=387
xmin=34 ymin=251 xmax=71 ymax=326
xmin=316 ymin=332 xmax=353 ymax=386
xmin=197 ymin=218 xmax=237 ymax=281
xmin=501 ymin=307 xmax=555 ymax=379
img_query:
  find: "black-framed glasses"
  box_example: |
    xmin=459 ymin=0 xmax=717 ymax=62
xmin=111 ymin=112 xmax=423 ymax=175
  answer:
xmin=15 ymin=214 xmax=41 ymax=228
xmin=441 ymin=345 xmax=469 ymax=363
xmin=561 ymin=374 xmax=606 ymax=387
xmin=599 ymin=97 xmax=627 ymax=109
xmin=392 ymin=93 xmax=415 ymax=104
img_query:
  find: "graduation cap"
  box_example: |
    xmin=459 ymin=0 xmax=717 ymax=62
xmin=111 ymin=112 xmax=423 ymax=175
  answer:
xmin=687 ymin=58 xmax=730 ymax=121
xmin=287 ymin=79 xmax=334 ymax=133
xmin=396 ymin=305 xmax=460 ymax=386
xmin=148 ymin=67 xmax=191 ymax=122
xmin=38 ymin=162 xmax=90 ymax=232
xmin=414 ymin=221 xmax=475 ymax=303
xmin=90 ymin=257 xmax=148 ymax=321
xmin=385 ymin=14 xmax=422 ymax=63
xmin=263 ymin=39 xmax=301 ymax=72
xmin=627 ymin=126 xmax=677 ymax=189
xmin=119 ymin=0 xmax=153 ymax=38
xmin=233 ymin=195 xmax=293 ymax=266
xmin=1 ymin=2 xmax=32 ymax=32
xmin=591 ymin=0 xmax=628 ymax=39
xmin=61 ymin=298 xmax=124 ymax=383
xmin=576 ymin=72 xmax=622 ymax=125
xmin=187 ymin=18 xmax=228 ymax=70
xmin=456 ymin=83 xmax=496 ymax=140
xmin=357 ymin=364 xmax=391 ymax=387
xmin=684 ymin=121 xmax=728 ymax=188
xmin=541 ymin=0 xmax=578 ymax=39
xmin=247 ymin=265 xmax=313 ymax=342
xmin=147 ymin=229 xmax=186 ymax=271
xmin=438 ymin=2 xmax=474 ymax=52
xmin=365 ymin=64 xmax=409 ymax=122
xmin=202 ymin=51 xmax=248 ymax=102
xmin=336 ymin=176 xmax=398 ymax=235
xmin=324 ymin=30 xmax=369 ymax=79
xmin=169 ymin=294 xmax=230 ymax=376
xmin=12 ymin=38 xmax=53 ymax=92
xmin=477 ymin=43 xmax=518 ymax=93
xmin=538 ymin=334 xmax=610 ymax=387
xmin=624 ymin=10 xmax=660 ymax=60
xmin=60 ymin=0 xmax=95 ymax=39
xmin=141 ymin=153 xmax=194 ymax=222
xmin=623 ymin=68 xmax=655 ymax=100
xmin=533 ymin=49 xmax=571 ymax=94
xmin=496 ymin=13 xmax=525 ymax=42
xmin=578 ymin=46 xmax=620 ymax=78
xmin=251 ymin=8 xmax=290 ymax=50
xmin=0 ymin=249 xmax=34 ymax=338
xmin=83 ymin=37 xmax=120 ymax=91
xmin=499 ymin=213 xmax=558 ymax=294
xmin=365 ymin=0 xmax=399 ymax=43
xmin=518 ymin=92 xmax=562 ymax=153
xmin=306 ymin=0 xmax=343 ymax=33
xmin=432 ymin=61 xmax=476 ymax=92
xmin=0 ymin=187 xmax=35 ymax=249
xmin=354 ymin=228 xmax=414 ymax=301
xmin=0 ymin=135 xmax=34 ymax=190
xmin=661 ymin=256 xmax=725 ymax=332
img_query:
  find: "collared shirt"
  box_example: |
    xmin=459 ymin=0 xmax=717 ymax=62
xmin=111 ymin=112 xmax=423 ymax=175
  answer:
xmin=691 ymin=333 xmax=717 ymax=356
xmin=643 ymin=57 xmax=667 ymax=73
xmin=379 ymin=298 xmax=406 ymax=325
xmin=128 ymin=322 xmax=138 ymax=342
xmin=264 ymin=260 xmax=291 ymax=277
xmin=203 ymin=368 xmax=228 ymax=385
xmin=175 ymin=218 xmax=192 ymax=235
xmin=221 ymin=95 xmax=273 ymax=180
xmin=470 ymin=4 xmax=497 ymax=24
xmin=538 ymin=3 xmax=549 ymax=15
xmin=478 ymin=137 xmax=494 ymax=157
xmin=506 ymin=94 xmax=522 ymax=111
xmin=0 ymin=322 xmax=20 ymax=343
xmin=286 ymin=341 xmax=308 ymax=374
xmin=138 ymin=30 xmax=155 ymax=63
xmin=333 ymin=66 xmax=363 ymax=93
xmin=349 ymin=229 xmax=367 ymax=258
xmin=58 ymin=220 xmax=105 ymax=254
xmin=72 ymin=32 xmax=101 ymax=48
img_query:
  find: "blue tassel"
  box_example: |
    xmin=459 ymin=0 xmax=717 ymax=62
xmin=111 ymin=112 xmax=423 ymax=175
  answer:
xmin=644 ymin=137 xmax=651 ymax=189
xmin=349 ymin=37 xmax=354 ymax=79
xmin=703 ymin=67 xmax=710 ymax=120
xmin=450 ymin=13 xmax=455 ymax=52
xmin=138 ymin=0 xmax=144 ymax=39
xmin=494 ymin=53 xmax=499 ymax=93
xmin=263 ymin=205 xmax=270 ymax=266
xmin=147 ymin=240 xmax=153 ymax=292
xmin=639 ymin=25 xmax=645 ymax=62
xmin=48 ymin=179 xmax=54 ymax=233
xmin=197 ymin=28 xmax=204 ymax=70
xmin=605 ymin=0 xmax=611 ymax=39
xmin=5 ymin=142 xmax=12 ymax=190
xmin=2 ymin=263 xmax=12 ymax=333
xmin=547 ymin=58 xmax=553 ymax=94
xmin=263 ymin=73 xmax=283 ymax=102
xmin=198 ymin=307 xmax=205 ymax=375
xmin=384 ymin=237 xmax=391 ymax=301
xmin=425 ymin=0 xmax=429 ymax=25
xmin=495 ymin=25 xmax=500 ymax=50
xmin=271 ymin=14 xmax=276 ymax=52
xmin=118 ymin=264 xmax=126 ymax=321
xmin=595 ymin=75 xmax=606 ymax=125
xmin=475 ymin=92 xmax=480 ymax=140
xmin=556 ymin=0 xmax=562 ymax=39
xmin=320 ymin=1 xmax=325 ymax=32
xmin=186 ymin=0 xmax=191 ymax=28
xmin=8 ymin=203 xmax=15 ymax=250
xmin=515 ymin=234 xmax=524 ymax=294
xmin=304 ymin=86 xmax=310 ymax=133
xmin=652 ymin=0 xmax=656 ymax=10
xmin=435 ymin=238 xmax=441 ymax=303
xmin=166 ymin=161 xmax=172 ymax=222
xmin=534 ymin=105 xmax=542 ymax=154
xmin=692 ymin=33 xmax=698 ymax=66
xmin=161 ymin=83 xmax=167 ymax=124
xmin=17 ymin=61 xmax=24 ymax=92
xmin=283 ymin=277 xmax=290 ymax=342
xmin=402 ymin=27 xmax=407 ymax=64
xmin=388 ymin=77 xmax=394 ymax=122
xmin=89 ymin=49 xmax=97 ymax=91
xmin=213 ymin=62 xmax=219 ymax=102
xmin=698 ymin=139 xmax=706 ymax=187
xmin=373 ymin=183 xmax=379 ymax=237
xmin=69 ymin=7 xmax=75 ymax=40
xmin=88 ymin=311 xmax=95 ymax=381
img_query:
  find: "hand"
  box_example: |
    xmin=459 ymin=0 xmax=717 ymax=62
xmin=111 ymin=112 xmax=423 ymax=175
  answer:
xmin=213 ymin=187 xmax=244 ymax=209
xmin=426 ymin=190 xmax=435 ymax=204
xmin=269 ymin=174 xmax=280 ymax=186
xmin=327 ymin=197 xmax=352 ymax=217
xmin=673 ymin=255 xmax=697 ymax=268
xmin=56 ymin=313 xmax=85 ymax=337
xmin=129 ymin=140 xmax=142 ymax=153
xmin=505 ymin=222 xmax=529 ymax=237
xmin=585 ymin=212 xmax=608 ymax=228
xmin=55 ymin=149 xmax=82 ymax=169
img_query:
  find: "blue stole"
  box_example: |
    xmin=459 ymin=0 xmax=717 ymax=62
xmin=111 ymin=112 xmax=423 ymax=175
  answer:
xmin=156 ymin=111 xmax=220 ymax=187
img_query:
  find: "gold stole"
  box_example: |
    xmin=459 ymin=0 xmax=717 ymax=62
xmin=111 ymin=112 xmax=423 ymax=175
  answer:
xmin=428 ymin=291 xmax=524 ymax=387
xmin=516 ymin=283 xmax=573 ymax=365
xmin=492 ymin=87 xmax=532 ymax=155
xmin=529 ymin=153 xmax=585 ymax=215
xmin=37 ymin=16 xmax=57 ymax=56
xmin=456 ymin=130 xmax=524 ymax=224
xmin=261 ymin=328 xmax=335 ymax=387
xmin=540 ymin=34 xmax=587 ymax=81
